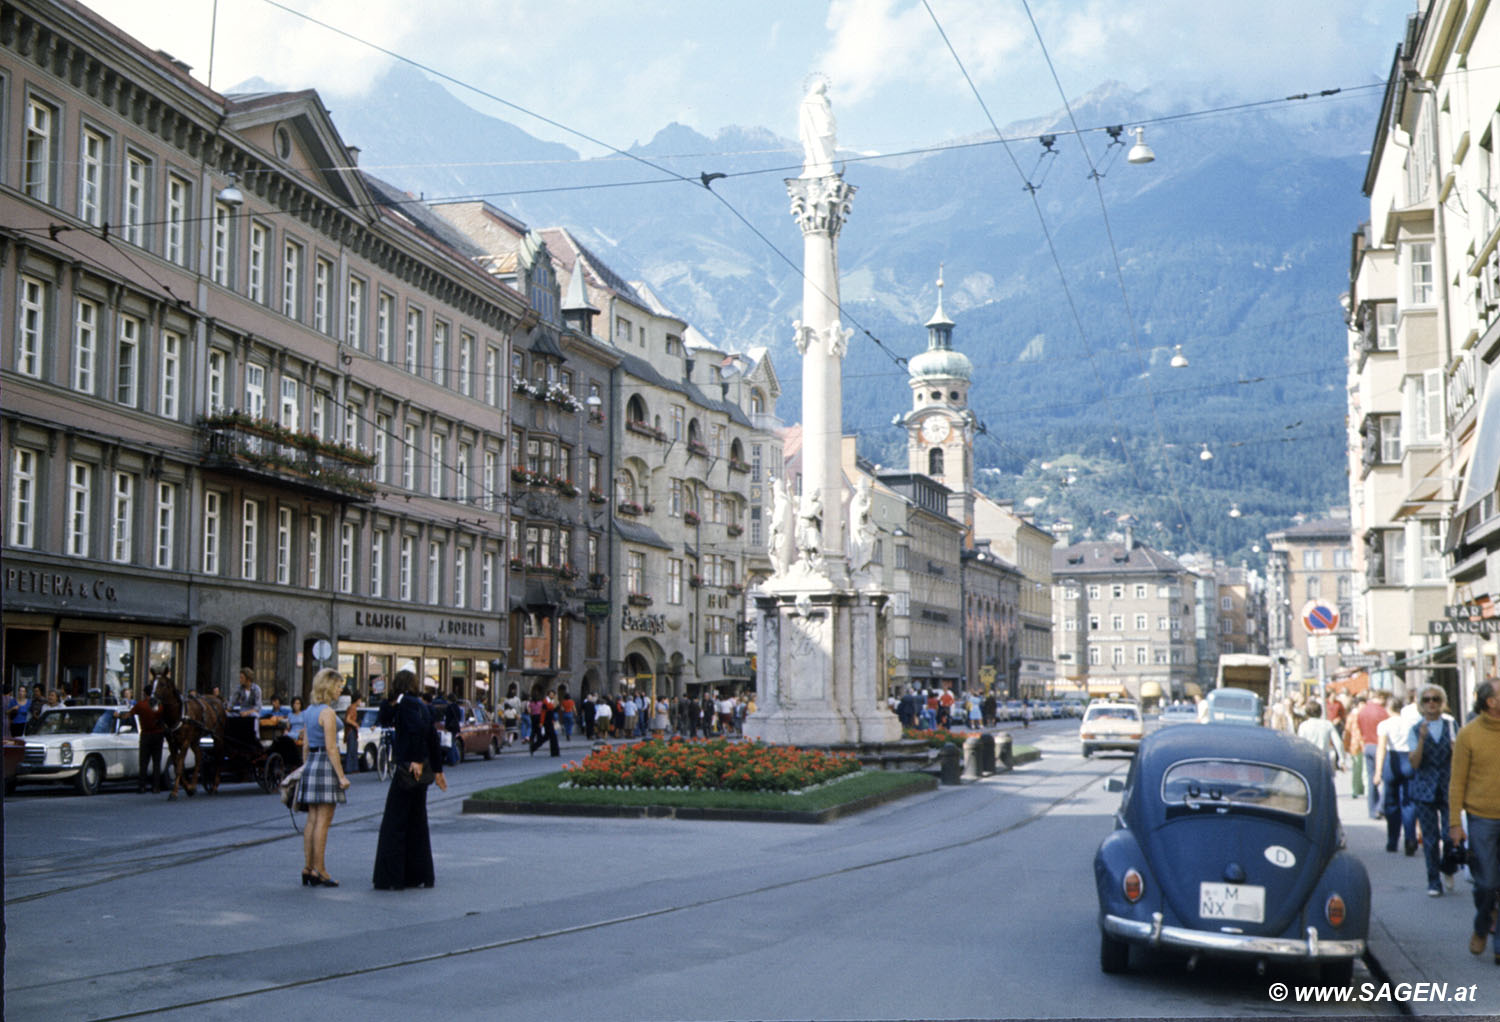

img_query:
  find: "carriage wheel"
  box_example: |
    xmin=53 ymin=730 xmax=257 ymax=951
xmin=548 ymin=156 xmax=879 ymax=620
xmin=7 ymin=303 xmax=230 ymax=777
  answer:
xmin=260 ymin=751 xmax=287 ymax=794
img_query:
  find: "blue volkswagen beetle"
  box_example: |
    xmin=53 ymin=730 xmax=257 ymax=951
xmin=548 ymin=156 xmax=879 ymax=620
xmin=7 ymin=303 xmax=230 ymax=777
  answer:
xmin=1094 ymin=725 xmax=1369 ymax=982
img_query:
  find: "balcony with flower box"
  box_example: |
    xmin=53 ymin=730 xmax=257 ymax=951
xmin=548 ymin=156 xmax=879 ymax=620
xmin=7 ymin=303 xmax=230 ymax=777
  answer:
xmin=200 ymin=413 xmax=376 ymax=502
xmin=689 ymin=574 xmax=704 ymax=589
xmin=554 ymin=478 xmax=580 ymax=498
xmin=726 ymin=582 xmax=745 ymax=597
xmin=683 ymin=510 xmax=701 ymax=526
xmin=728 ymin=457 xmax=751 ymax=474
xmin=588 ymin=489 xmax=608 ymax=505
xmin=726 ymin=523 xmax=744 ymax=537
xmin=627 ymin=593 xmax=653 ymax=607
xmin=687 ymin=440 xmax=710 ymax=458
xmin=617 ymin=500 xmax=644 ymax=517
xmin=626 ymin=419 xmax=667 ymax=441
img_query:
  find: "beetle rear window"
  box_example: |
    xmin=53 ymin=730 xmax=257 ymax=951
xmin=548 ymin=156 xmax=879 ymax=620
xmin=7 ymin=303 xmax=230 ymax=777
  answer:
xmin=1161 ymin=759 xmax=1309 ymax=816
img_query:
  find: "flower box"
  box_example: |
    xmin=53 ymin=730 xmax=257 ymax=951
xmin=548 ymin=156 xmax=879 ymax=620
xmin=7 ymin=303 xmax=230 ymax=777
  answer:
xmin=617 ymin=501 xmax=643 ymax=517
xmin=683 ymin=511 xmax=701 ymax=526
xmin=558 ymin=564 xmax=580 ymax=581
xmin=588 ymin=410 xmax=606 ymax=426
xmin=689 ymin=575 xmax=704 ymax=589
xmin=726 ymin=583 xmax=745 ymax=596
xmin=687 ymin=441 xmax=710 ymax=458
xmin=555 ymin=479 xmax=580 ymax=498
xmin=626 ymin=419 xmax=664 ymax=441
xmin=627 ymin=593 xmax=653 ymax=607
xmin=588 ymin=489 xmax=608 ymax=505
xmin=726 ymin=524 xmax=744 ymax=537
xmin=728 ymin=459 xmax=751 ymax=473
xmin=509 ymin=557 xmax=525 ymax=571
xmin=588 ymin=572 xmax=609 ymax=589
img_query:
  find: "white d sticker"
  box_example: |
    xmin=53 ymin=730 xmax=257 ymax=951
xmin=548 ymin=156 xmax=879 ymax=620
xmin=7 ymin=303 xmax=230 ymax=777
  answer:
xmin=1264 ymin=845 xmax=1296 ymax=869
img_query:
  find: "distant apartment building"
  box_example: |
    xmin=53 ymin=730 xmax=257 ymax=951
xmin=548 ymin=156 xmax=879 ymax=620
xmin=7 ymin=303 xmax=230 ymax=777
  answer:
xmin=1266 ymin=515 xmax=1355 ymax=689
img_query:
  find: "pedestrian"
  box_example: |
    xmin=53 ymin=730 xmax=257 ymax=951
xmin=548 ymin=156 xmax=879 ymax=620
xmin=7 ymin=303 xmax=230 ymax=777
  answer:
xmin=502 ymin=682 xmax=523 ymax=743
xmin=982 ymin=692 xmax=997 ymax=728
xmin=286 ymin=696 xmax=307 ymax=742
xmin=1346 ymin=693 xmax=1367 ymax=799
xmin=343 ymin=690 xmax=365 ymax=774
xmin=581 ymin=692 xmax=597 ymax=740
xmin=1408 ymin=685 xmax=1458 ymax=896
xmin=297 ymin=668 xmax=352 ymax=888
xmin=1357 ymin=690 xmax=1390 ymax=820
xmin=542 ymin=689 xmax=561 ymax=756
xmin=373 ymin=670 xmax=446 ymax=891
xmin=594 ymin=694 xmax=613 ymax=738
xmin=621 ymin=693 xmax=638 ymax=737
xmin=559 ymin=689 xmax=577 ymax=741
xmin=1022 ymin=699 xmax=1033 ymax=729
xmin=229 ymin=667 xmax=262 ymax=718
xmin=1296 ymin=701 xmax=1343 ymax=769
xmin=115 ymin=686 xmax=166 ymax=793
xmin=1448 ymin=678 xmax=1500 ymax=962
xmin=686 ymin=693 xmax=700 ymax=738
xmin=443 ymin=689 xmax=462 ymax=765
xmin=526 ymin=687 xmax=546 ymax=755
xmin=1376 ymin=695 xmax=1418 ymax=854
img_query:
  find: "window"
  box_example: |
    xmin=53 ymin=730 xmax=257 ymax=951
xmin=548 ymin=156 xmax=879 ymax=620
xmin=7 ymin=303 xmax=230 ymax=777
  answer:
xmin=751 ymin=444 xmax=762 ymax=482
xmin=24 ymin=96 xmax=57 ymax=202
xmin=73 ymin=297 xmax=98 ymax=393
xmin=248 ymin=222 xmax=267 ymax=302
xmin=670 ymin=478 xmax=683 ymax=516
xmin=481 ymin=551 xmax=494 ymax=611
xmin=1378 ymin=415 xmax=1401 ymax=464
xmin=430 ymin=433 xmax=444 ymax=498
xmin=427 ymin=541 xmax=442 ymax=606
xmin=1302 ymin=549 xmax=1323 ymax=570
xmin=377 ymin=293 xmax=394 ymax=361
xmin=122 ymin=153 xmax=148 ymax=246
xmin=344 ymin=403 xmax=360 ymax=448
xmin=453 ymin=547 xmax=466 ymax=608
xmin=79 ymin=128 xmax=106 ymax=225
xmin=313 ymin=257 xmax=332 ymax=333
xmin=399 ymin=535 xmax=414 ymax=600
xmin=628 ymin=551 xmax=645 ymax=594
xmin=1111 ymin=584 xmax=1124 ymax=599
xmin=1089 ymin=646 xmax=1101 ymax=666
xmin=1135 ymin=646 xmax=1148 ymax=665
xmin=165 ymin=175 xmax=189 ymax=266
xmin=282 ymin=240 xmax=303 ymax=320
xmin=1087 ymin=585 xmax=1100 ymax=600
xmin=276 ymin=507 xmax=292 ymax=585
xmin=375 ymin=414 xmax=390 ymax=484
xmin=202 ymin=491 xmax=221 ymax=574
xmin=1221 ymin=595 xmax=1233 ymax=611
xmin=1306 ymin=576 xmax=1320 ymax=600
xmin=1088 ymin=614 xmax=1100 ymax=631
xmin=1374 ymin=302 xmax=1397 ymax=350
xmin=211 ymin=202 xmax=233 ymax=286
xmin=371 ymin=530 xmax=387 ymax=598
xmin=310 ymin=391 xmax=327 ymax=441
xmin=347 ymin=276 xmax=366 ymax=349
xmin=671 ymin=405 xmax=685 ymax=440
xmin=458 ymin=333 xmax=474 ymax=396
xmin=432 ymin=321 xmax=448 ymax=386
xmin=10 ymin=449 xmax=36 ymax=548
xmin=114 ymin=471 xmax=138 ymax=561
xmin=280 ymin=377 xmax=300 ymax=429
xmin=1112 ymin=647 xmax=1125 ymax=666
xmin=484 ymin=451 xmax=498 ymax=510
xmin=339 ymin=522 xmax=355 ymax=594
xmin=154 ymin=483 xmax=175 ymax=569
xmin=1134 ymin=584 xmax=1147 ymax=598
xmin=159 ymin=331 xmax=181 ymax=419
xmin=1407 ymin=241 xmax=1433 ymax=305
xmin=307 ymin=516 xmax=323 ymax=589
xmin=1154 ymin=648 xmax=1168 ymax=665
xmin=207 ymin=350 xmax=227 ymax=415
xmin=1134 ymin=613 xmax=1147 ymax=630
xmin=1419 ymin=520 xmax=1443 ymax=581
xmin=17 ymin=275 xmax=47 ymax=378
xmin=241 ymin=499 xmax=259 ymax=580
xmin=1406 ymin=369 xmax=1444 ymax=444
xmin=405 ymin=308 xmax=423 ymax=374
xmin=402 ymin=424 xmax=416 ymax=489
xmin=456 ymin=443 xmax=471 ymax=502
xmin=1111 ymin=614 xmax=1124 ymax=630
xmin=669 ymin=558 xmax=683 ymax=604
xmin=485 ymin=345 xmax=498 ymax=405
xmin=589 ymin=454 xmax=601 ymax=497
xmin=116 ymin=315 xmax=140 ymax=406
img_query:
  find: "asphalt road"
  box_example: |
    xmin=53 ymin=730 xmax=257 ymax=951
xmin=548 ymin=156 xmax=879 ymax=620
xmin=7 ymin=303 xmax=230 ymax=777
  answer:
xmin=4 ymin=719 xmax=1400 ymax=1021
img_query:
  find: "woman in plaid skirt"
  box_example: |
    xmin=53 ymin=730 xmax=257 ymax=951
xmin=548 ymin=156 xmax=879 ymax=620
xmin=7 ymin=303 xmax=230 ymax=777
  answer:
xmin=299 ymin=668 xmax=352 ymax=887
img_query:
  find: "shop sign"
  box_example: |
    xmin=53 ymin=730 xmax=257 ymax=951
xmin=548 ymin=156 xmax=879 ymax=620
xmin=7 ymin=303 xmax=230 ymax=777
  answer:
xmin=1428 ymin=618 xmax=1498 ymax=635
xmin=714 ymin=656 xmax=753 ymax=679
xmin=622 ymin=611 xmax=666 ymax=635
xmin=584 ymin=600 xmax=611 ymax=618
xmin=1442 ymin=602 xmax=1494 ymax=620
xmin=353 ymin=609 xmax=409 ymax=631
xmin=5 ymin=567 xmax=118 ymax=603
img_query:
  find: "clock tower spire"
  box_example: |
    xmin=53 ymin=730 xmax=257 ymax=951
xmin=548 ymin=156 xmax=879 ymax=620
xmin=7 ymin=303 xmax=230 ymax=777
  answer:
xmin=901 ymin=266 xmax=975 ymax=539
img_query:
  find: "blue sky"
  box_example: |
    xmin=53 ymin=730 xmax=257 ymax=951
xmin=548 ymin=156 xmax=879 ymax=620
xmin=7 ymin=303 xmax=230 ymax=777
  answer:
xmin=90 ymin=0 xmax=1415 ymax=157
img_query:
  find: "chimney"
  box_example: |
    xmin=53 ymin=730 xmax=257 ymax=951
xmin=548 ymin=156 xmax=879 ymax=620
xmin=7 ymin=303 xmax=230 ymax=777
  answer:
xmin=1124 ymin=523 xmax=1134 ymax=550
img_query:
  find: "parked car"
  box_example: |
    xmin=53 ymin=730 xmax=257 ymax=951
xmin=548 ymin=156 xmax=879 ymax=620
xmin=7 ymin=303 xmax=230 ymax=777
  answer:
xmin=351 ymin=705 xmax=386 ymax=772
xmin=15 ymin=706 xmax=142 ymax=795
xmin=1094 ymin=725 xmax=1368 ymax=982
xmin=1079 ymin=701 xmax=1144 ymax=758
xmin=1201 ymin=687 xmax=1264 ymax=727
xmin=4 ymin=711 xmax=24 ymax=795
xmin=453 ymin=700 xmax=504 ymax=761
xmin=1158 ymin=703 xmax=1200 ymax=727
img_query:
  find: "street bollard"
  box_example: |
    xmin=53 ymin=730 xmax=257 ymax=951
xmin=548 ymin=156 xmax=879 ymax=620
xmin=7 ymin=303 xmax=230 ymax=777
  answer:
xmin=997 ymin=733 xmax=1014 ymax=771
xmin=962 ymin=735 xmax=981 ymax=780
xmin=978 ymin=733 xmax=996 ymax=775
xmin=937 ymin=743 xmax=962 ymax=785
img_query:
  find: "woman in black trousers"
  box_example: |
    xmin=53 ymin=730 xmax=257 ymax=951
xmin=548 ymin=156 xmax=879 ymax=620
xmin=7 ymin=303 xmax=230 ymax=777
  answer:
xmin=372 ymin=670 xmax=446 ymax=891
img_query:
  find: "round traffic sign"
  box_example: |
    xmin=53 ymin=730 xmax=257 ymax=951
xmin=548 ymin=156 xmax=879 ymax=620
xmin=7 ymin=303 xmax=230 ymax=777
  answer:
xmin=1301 ymin=601 xmax=1339 ymax=634
xmin=312 ymin=639 xmax=334 ymax=662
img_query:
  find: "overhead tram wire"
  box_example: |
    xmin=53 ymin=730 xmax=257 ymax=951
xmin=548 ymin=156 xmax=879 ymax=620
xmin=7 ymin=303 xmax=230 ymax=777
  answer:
xmin=254 ymin=0 xmax=912 ymax=380
xmin=1018 ymin=0 xmax=1201 ymax=549
xmin=919 ymin=0 xmax=1158 ymax=509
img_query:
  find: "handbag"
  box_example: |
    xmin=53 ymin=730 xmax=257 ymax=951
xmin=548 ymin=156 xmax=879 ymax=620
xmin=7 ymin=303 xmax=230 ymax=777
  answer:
xmin=394 ymin=764 xmax=435 ymax=792
xmin=279 ymin=765 xmax=306 ymax=810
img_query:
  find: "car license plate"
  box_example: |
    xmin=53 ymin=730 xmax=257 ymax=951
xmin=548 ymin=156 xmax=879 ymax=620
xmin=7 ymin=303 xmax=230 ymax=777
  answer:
xmin=1199 ymin=882 xmax=1265 ymax=923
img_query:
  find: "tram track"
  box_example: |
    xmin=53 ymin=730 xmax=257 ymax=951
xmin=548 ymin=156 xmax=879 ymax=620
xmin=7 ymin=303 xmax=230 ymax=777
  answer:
xmin=10 ymin=754 xmax=1117 ymax=1021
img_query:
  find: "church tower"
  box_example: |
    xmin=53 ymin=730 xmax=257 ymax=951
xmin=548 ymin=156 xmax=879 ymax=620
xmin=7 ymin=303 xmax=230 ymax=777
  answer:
xmin=903 ymin=266 xmax=975 ymax=540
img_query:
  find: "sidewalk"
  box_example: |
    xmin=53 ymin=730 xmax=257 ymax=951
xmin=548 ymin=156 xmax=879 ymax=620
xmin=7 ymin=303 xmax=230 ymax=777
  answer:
xmin=1339 ymin=786 xmax=1500 ymax=1015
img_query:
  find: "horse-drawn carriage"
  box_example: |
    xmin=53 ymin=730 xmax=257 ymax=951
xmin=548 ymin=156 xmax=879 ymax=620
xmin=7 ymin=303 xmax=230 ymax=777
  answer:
xmin=154 ymin=680 xmax=301 ymax=799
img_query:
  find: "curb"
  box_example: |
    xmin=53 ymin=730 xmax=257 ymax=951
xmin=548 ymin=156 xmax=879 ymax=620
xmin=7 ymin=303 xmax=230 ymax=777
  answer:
xmin=462 ymin=773 xmax=937 ymax=824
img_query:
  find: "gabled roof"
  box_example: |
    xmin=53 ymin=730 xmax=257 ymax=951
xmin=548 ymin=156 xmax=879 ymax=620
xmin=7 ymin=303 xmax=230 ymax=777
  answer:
xmin=224 ymin=89 xmax=372 ymax=211
xmin=1052 ymin=539 xmax=1189 ymax=576
xmin=1268 ymin=517 xmax=1351 ymax=542
xmin=361 ymin=174 xmax=488 ymax=262
xmin=613 ymin=351 xmax=752 ymax=428
xmin=540 ymin=228 xmax=647 ymax=309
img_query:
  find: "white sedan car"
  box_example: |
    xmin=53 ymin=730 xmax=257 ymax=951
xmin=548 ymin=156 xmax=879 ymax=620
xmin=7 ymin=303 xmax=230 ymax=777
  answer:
xmin=18 ymin=706 xmax=140 ymax=795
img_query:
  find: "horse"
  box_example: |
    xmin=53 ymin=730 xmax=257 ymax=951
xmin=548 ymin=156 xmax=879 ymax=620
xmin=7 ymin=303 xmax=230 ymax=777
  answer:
xmin=153 ymin=678 xmax=226 ymax=800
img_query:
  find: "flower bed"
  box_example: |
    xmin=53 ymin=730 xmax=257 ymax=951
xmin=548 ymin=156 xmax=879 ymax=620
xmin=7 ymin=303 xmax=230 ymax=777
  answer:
xmin=903 ymin=727 xmax=979 ymax=748
xmin=562 ymin=737 xmax=860 ymax=793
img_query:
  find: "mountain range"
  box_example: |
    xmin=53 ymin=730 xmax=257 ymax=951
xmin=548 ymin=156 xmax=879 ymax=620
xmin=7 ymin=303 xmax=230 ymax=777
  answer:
xmin=254 ymin=64 xmax=1382 ymax=565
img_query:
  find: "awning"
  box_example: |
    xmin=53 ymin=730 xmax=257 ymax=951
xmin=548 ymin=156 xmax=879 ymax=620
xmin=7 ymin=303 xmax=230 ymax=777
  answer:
xmin=1183 ymin=682 xmax=1203 ymax=697
xmin=508 ymin=578 xmax=562 ymax=610
xmin=1139 ymin=681 xmax=1162 ymax=698
xmin=1456 ymin=375 xmax=1500 ymax=515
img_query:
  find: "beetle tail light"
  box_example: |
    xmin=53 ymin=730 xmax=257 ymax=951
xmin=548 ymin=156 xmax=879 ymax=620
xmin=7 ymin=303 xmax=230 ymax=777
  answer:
xmin=1123 ymin=868 xmax=1144 ymax=903
xmin=1325 ymin=894 xmax=1345 ymax=927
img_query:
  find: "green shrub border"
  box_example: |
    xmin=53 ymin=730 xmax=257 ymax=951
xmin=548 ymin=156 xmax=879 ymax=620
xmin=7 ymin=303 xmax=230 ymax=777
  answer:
xmin=463 ymin=768 xmax=935 ymax=823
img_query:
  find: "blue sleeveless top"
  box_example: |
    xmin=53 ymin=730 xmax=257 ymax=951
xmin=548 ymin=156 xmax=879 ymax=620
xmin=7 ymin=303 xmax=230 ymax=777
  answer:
xmin=303 ymin=703 xmax=330 ymax=749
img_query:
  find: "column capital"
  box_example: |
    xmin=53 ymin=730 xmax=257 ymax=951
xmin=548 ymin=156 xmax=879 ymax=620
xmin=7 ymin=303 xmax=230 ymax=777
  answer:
xmin=786 ymin=176 xmax=857 ymax=237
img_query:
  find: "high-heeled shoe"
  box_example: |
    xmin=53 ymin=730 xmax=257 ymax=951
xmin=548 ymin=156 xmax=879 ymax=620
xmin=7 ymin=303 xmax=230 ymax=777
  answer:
xmin=314 ymin=873 xmax=339 ymax=888
xmin=302 ymin=870 xmax=321 ymax=886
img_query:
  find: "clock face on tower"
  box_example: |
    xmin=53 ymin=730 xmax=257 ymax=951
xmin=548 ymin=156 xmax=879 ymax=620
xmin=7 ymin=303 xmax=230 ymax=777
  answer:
xmin=920 ymin=417 xmax=951 ymax=444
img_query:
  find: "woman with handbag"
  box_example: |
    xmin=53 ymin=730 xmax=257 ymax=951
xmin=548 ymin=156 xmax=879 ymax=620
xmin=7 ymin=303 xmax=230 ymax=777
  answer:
xmin=298 ymin=668 xmax=352 ymax=887
xmin=1408 ymin=685 xmax=1458 ymax=895
xmin=372 ymin=669 xmax=447 ymax=891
